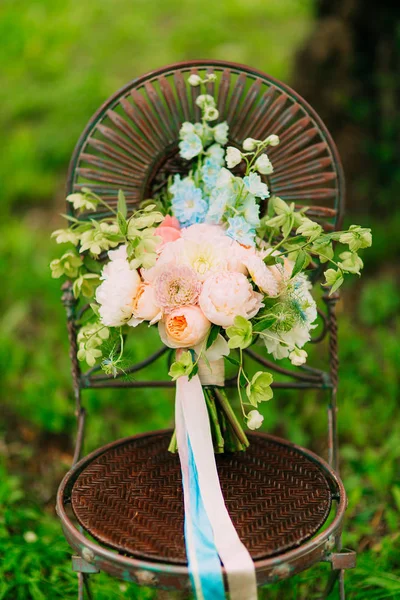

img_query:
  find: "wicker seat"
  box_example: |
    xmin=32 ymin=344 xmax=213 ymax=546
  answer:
xmin=58 ymin=430 xmax=346 ymax=589
xmin=57 ymin=61 xmax=355 ymax=598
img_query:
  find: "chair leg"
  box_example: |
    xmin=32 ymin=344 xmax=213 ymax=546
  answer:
xmin=77 ymin=573 xmax=94 ymax=600
xmin=323 ymin=568 xmax=345 ymax=599
xmin=339 ymin=570 xmax=345 ymax=600
xmin=78 ymin=573 xmax=84 ymax=600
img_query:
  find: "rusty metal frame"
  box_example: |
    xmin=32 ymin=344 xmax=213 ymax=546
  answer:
xmin=57 ymin=61 xmax=351 ymax=598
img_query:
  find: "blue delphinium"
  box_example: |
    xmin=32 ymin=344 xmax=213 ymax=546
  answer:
xmin=170 ymin=175 xmax=208 ymax=227
xmin=179 ymin=132 xmax=203 ymax=160
xmin=238 ymin=194 xmax=260 ymax=228
xmin=201 ymin=158 xmax=222 ymax=191
xmin=207 ymin=188 xmax=232 ymax=224
xmin=243 ymin=172 xmax=269 ymax=199
xmin=226 ymin=216 xmax=256 ymax=247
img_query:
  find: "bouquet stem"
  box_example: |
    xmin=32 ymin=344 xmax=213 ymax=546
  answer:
xmin=168 ymin=386 xmax=249 ymax=454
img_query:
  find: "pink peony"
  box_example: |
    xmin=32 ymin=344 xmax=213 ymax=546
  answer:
xmin=159 ymin=305 xmax=211 ymax=348
xmin=199 ymin=271 xmax=264 ymax=327
xmin=154 ymin=264 xmax=201 ymax=313
xmin=128 ymin=283 xmax=162 ymax=327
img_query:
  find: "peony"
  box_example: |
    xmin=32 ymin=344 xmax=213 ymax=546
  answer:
xmin=159 ymin=306 xmax=211 ymax=348
xmin=199 ymin=271 xmax=263 ymax=327
xmin=154 ymin=215 xmax=181 ymax=249
xmin=154 ymin=264 xmax=201 ymax=312
xmin=96 ymin=246 xmax=141 ymax=326
xmin=128 ymin=283 xmax=162 ymax=327
xmin=241 ymin=252 xmax=279 ymax=296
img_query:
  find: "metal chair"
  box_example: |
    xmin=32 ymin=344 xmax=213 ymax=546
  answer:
xmin=56 ymin=60 xmax=356 ymax=599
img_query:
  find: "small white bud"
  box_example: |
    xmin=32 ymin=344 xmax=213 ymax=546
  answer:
xmin=226 ymin=146 xmax=242 ymax=169
xmin=243 ymin=138 xmax=258 ymax=151
xmin=289 ymin=348 xmax=308 ymax=366
xmin=265 ymin=134 xmax=280 ymax=147
xmin=204 ymin=106 xmax=219 ymax=121
xmin=188 ymin=74 xmax=202 ymax=86
xmin=255 ymin=154 xmax=274 ymax=175
xmin=247 ymin=410 xmax=264 ymax=430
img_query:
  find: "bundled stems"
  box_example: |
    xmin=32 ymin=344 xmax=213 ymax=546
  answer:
xmin=168 ymin=387 xmax=249 ymax=454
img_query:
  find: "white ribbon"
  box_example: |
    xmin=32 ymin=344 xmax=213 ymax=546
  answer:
xmin=176 ymin=372 xmax=257 ymax=600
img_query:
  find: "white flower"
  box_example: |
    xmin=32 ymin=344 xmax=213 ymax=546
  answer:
xmin=226 ymin=147 xmax=242 ymax=169
xmin=242 ymin=138 xmax=258 ymax=151
xmin=188 ymin=74 xmax=202 ymax=86
xmin=96 ymin=247 xmax=141 ymax=326
xmin=195 ymin=94 xmax=215 ymax=109
xmin=213 ymin=122 xmax=229 ymax=145
xmin=179 ymin=122 xmax=195 ymax=138
xmin=255 ymin=154 xmax=274 ymax=175
xmin=199 ymin=271 xmax=263 ymax=327
xmin=265 ymin=134 xmax=280 ymax=146
xmin=204 ymin=106 xmax=219 ymax=121
xmin=241 ymin=252 xmax=279 ymax=296
xmin=289 ymin=348 xmax=308 ymax=366
xmin=247 ymin=410 xmax=264 ymax=430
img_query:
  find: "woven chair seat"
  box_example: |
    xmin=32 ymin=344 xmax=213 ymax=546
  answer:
xmin=70 ymin=431 xmax=332 ymax=564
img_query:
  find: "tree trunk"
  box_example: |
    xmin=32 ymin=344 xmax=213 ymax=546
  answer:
xmin=292 ymin=0 xmax=400 ymax=217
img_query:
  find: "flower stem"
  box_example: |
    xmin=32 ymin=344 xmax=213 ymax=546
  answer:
xmin=214 ymin=388 xmax=249 ymax=449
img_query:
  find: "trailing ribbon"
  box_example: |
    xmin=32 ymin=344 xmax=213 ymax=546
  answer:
xmin=175 ymin=372 xmax=257 ymax=600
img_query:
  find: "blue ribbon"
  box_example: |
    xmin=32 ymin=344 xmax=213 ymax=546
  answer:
xmin=183 ymin=436 xmax=225 ymax=600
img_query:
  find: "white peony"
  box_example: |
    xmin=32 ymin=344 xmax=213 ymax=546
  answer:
xmin=96 ymin=245 xmax=141 ymax=326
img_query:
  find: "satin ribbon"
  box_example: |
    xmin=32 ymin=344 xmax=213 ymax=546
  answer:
xmin=175 ymin=372 xmax=257 ymax=600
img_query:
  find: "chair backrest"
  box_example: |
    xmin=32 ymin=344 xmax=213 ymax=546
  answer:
xmin=63 ymin=60 xmax=344 ymax=412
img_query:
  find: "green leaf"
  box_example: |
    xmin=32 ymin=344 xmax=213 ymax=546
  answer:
xmin=225 ymin=355 xmax=240 ymax=367
xmin=206 ymin=324 xmax=221 ymax=350
xmin=253 ymin=314 xmax=277 ymax=332
xmin=291 ymin=249 xmax=308 ymax=278
xmin=117 ymin=189 xmax=127 ymax=218
xmin=117 ymin=211 xmax=127 ymax=235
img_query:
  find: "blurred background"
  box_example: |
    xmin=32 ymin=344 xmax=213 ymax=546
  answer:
xmin=1 ymin=1 xmax=399 ymax=598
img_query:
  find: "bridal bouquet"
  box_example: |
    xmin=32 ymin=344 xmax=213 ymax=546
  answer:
xmin=51 ymin=73 xmax=372 ymax=454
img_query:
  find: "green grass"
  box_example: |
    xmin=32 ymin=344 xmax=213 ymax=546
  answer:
xmin=1 ymin=1 xmax=399 ymax=598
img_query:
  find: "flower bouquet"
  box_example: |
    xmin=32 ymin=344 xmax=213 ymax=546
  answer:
xmin=51 ymin=72 xmax=371 ymax=454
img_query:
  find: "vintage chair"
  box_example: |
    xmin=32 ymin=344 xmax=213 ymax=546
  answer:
xmin=56 ymin=60 xmax=356 ymax=599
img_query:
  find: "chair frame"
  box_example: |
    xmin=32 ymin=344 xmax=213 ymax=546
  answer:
xmin=56 ymin=60 xmax=356 ymax=599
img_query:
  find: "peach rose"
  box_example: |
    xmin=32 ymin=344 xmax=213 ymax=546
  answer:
xmin=158 ymin=305 xmax=211 ymax=348
xmin=154 ymin=215 xmax=181 ymax=249
xmin=128 ymin=283 xmax=162 ymax=327
xmin=199 ymin=271 xmax=263 ymax=327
